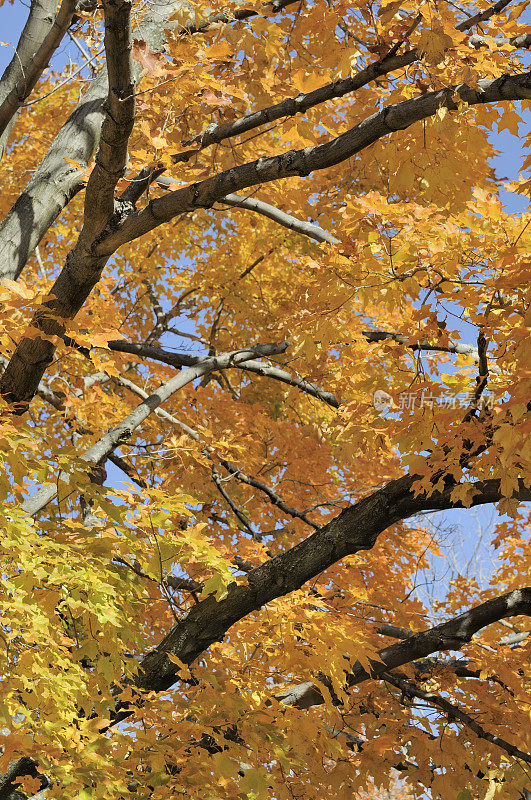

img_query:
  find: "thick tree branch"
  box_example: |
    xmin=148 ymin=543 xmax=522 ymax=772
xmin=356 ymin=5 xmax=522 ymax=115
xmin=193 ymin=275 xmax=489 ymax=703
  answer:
xmin=0 ymin=0 xmax=77 ymax=140
xmin=456 ymin=0 xmax=513 ymax=31
xmin=132 ymin=479 xmax=531 ymax=696
xmin=278 ymin=587 xmax=531 ymax=708
xmin=79 ymin=0 xmax=135 ymax=244
xmin=100 ymin=70 xmax=531 ymax=254
xmin=168 ymin=1 xmax=521 ymax=168
xmin=382 ymin=670 xmax=531 ymax=763
xmin=170 ymin=52 xmax=418 ymax=166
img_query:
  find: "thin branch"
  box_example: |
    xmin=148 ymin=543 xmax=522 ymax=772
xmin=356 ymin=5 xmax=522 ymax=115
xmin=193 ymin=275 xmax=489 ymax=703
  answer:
xmin=20 ymin=342 xmax=288 ymax=516
xmin=218 ymin=459 xmax=320 ymax=529
xmin=23 ymin=48 xmax=105 ymax=107
xmin=115 ymin=374 xmax=321 ymax=531
xmin=210 ymin=462 xmax=256 ymax=537
xmin=382 ymin=670 xmax=531 ymax=763
xmin=217 ymin=193 xmax=339 ymax=245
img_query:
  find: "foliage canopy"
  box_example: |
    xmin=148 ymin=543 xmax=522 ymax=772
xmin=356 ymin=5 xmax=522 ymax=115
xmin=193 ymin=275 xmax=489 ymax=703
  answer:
xmin=0 ymin=0 xmax=529 ymax=798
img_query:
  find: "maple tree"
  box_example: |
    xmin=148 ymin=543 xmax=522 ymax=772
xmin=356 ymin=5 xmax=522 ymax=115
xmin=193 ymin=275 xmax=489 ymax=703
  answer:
xmin=0 ymin=0 xmax=529 ymax=797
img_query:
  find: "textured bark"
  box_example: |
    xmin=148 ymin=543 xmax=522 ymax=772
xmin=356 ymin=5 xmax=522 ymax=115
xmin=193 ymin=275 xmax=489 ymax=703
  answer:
xmin=278 ymin=588 xmax=531 ymax=708
xmin=0 ymin=0 xmax=189 ymax=282
xmin=0 ymin=0 xmax=57 ymax=162
xmin=133 ymin=478 xmax=531 ymax=695
xmin=79 ymin=0 xmax=135 ymax=245
xmin=0 ymin=0 xmax=77 ymax=140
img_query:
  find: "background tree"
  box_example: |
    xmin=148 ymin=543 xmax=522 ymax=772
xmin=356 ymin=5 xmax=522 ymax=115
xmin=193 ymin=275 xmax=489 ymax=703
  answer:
xmin=0 ymin=0 xmax=529 ymax=798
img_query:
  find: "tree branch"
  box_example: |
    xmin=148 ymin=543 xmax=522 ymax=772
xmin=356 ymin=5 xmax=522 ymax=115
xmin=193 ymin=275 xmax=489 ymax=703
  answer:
xmin=382 ymin=670 xmax=531 ymax=763
xmin=79 ymin=0 xmax=135 ymax=244
xmin=167 ymin=0 xmax=520 ymax=168
xmin=66 ymin=336 xmax=340 ymax=407
xmin=2 ymin=68 xmax=529 ymax=411
xmin=0 ymin=0 xmax=77 ymax=139
xmin=132 ymin=478 xmax=531 ymax=696
xmin=216 ymin=193 xmax=339 ymax=245
xmin=0 ymin=0 xmax=59 ymax=160
xmin=20 ymin=342 xmax=289 ymax=516
xmin=100 ymin=70 xmax=531 ymax=254
xmin=0 ymin=0 xmax=213 ymax=282
xmin=278 ymin=587 xmax=531 ymax=708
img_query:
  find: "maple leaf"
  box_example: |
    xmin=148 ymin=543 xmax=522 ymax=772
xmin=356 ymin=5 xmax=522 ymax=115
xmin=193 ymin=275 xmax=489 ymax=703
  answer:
xmin=417 ymin=27 xmax=453 ymax=64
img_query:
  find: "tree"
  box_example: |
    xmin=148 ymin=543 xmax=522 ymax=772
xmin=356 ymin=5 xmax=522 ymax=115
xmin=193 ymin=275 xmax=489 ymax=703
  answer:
xmin=0 ymin=0 xmax=529 ymax=797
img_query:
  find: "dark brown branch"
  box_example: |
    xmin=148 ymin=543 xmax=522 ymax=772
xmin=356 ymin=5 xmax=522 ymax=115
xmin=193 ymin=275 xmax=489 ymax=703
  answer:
xmin=278 ymin=587 xmax=531 ymax=709
xmin=382 ymin=670 xmax=531 ymax=763
xmin=132 ymin=478 xmax=531 ymax=697
xmin=80 ymin=0 xmax=135 ymax=244
xmin=456 ymin=0 xmax=513 ymax=31
xmin=219 ymin=459 xmax=321 ymax=530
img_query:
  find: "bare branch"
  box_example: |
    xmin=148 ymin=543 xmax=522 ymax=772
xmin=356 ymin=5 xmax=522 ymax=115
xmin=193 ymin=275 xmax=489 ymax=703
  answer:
xmin=382 ymin=670 xmax=531 ymax=763
xmin=237 ymin=360 xmax=340 ymax=408
xmin=218 ymin=459 xmax=321 ymax=530
xmin=20 ymin=343 xmax=288 ymax=516
xmin=210 ymin=462 xmax=256 ymax=537
xmin=217 ymin=193 xmax=339 ymax=245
